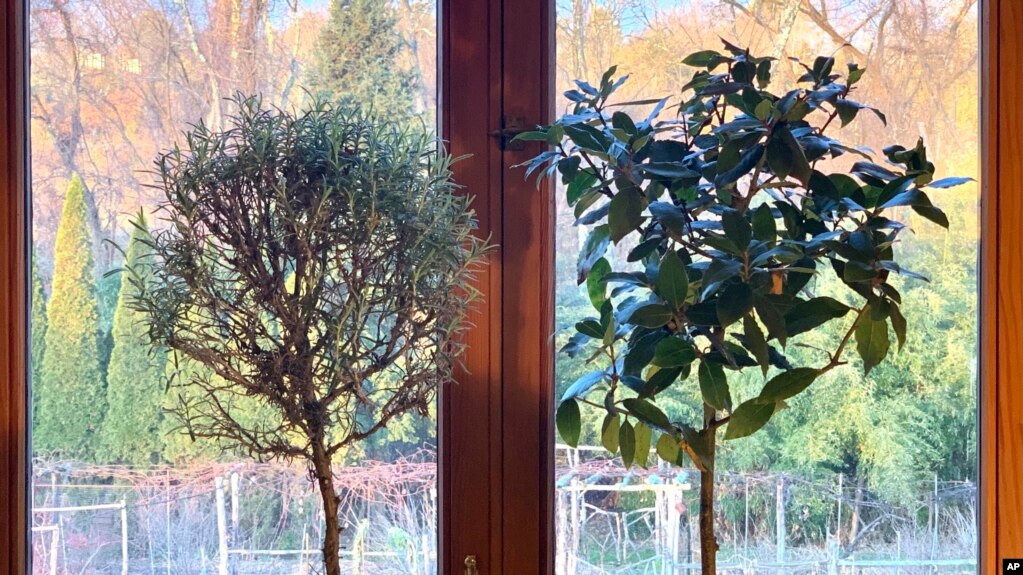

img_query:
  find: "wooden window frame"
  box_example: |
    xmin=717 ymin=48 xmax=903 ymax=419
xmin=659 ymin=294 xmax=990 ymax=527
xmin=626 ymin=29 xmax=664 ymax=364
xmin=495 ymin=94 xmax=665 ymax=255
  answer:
xmin=440 ymin=0 xmax=556 ymax=572
xmin=0 ymin=0 xmax=1019 ymax=573
xmin=980 ymin=0 xmax=1023 ymax=564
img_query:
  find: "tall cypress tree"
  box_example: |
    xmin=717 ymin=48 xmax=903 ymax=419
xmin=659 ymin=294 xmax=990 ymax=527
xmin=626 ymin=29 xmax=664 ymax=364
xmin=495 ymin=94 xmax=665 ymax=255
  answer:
xmin=31 ymin=253 xmax=47 ymax=426
xmin=99 ymin=216 xmax=166 ymax=464
xmin=36 ymin=173 xmax=106 ymax=460
xmin=310 ymin=0 xmax=419 ymax=120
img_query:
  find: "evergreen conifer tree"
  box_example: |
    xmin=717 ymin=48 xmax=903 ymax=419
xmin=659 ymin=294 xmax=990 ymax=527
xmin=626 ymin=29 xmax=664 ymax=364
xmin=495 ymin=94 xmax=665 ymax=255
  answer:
xmin=97 ymin=265 xmax=121 ymax=381
xmin=36 ymin=173 xmax=106 ymax=460
xmin=310 ymin=0 xmax=419 ymax=120
xmin=100 ymin=216 xmax=166 ymax=464
xmin=31 ymin=254 xmax=47 ymax=425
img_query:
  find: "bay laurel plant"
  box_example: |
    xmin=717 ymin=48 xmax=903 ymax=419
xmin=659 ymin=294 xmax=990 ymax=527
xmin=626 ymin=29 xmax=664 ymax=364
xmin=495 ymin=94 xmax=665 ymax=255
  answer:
xmin=128 ymin=96 xmax=490 ymax=575
xmin=518 ymin=43 xmax=964 ymax=573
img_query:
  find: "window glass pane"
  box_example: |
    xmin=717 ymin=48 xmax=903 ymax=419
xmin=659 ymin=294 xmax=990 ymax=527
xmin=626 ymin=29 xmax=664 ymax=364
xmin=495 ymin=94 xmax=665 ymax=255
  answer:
xmin=29 ymin=0 xmax=439 ymax=572
xmin=553 ymin=2 xmax=978 ymax=572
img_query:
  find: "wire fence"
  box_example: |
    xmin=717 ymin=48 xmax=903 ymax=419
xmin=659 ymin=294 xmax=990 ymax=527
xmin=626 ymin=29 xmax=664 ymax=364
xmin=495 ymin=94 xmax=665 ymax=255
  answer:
xmin=29 ymin=448 xmax=977 ymax=574
xmin=31 ymin=452 xmax=438 ymax=575
xmin=554 ymin=446 xmax=977 ymax=575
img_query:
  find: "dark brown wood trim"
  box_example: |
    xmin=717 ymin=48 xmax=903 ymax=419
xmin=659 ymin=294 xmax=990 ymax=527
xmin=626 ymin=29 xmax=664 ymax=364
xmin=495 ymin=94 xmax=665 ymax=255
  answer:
xmin=440 ymin=0 xmax=503 ymax=572
xmin=499 ymin=0 xmax=556 ymax=572
xmin=442 ymin=0 xmax=557 ymax=571
xmin=0 ymin=0 xmax=28 ymax=570
xmin=439 ymin=0 xmax=503 ymax=568
xmin=1 ymin=0 xmax=1020 ymax=573
xmin=979 ymin=0 xmax=995 ymax=568
xmin=981 ymin=0 xmax=1023 ymax=569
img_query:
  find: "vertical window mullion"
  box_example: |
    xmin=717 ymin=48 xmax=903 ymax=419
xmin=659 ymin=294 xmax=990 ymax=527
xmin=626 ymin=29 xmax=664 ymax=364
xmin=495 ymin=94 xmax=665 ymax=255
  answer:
xmin=1 ymin=0 xmax=30 ymax=571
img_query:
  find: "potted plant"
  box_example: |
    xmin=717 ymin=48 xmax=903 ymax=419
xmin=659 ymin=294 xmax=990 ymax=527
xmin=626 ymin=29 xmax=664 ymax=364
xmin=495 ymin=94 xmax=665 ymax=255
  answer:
xmin=519 ymin=42 xmax=963 ymax=573
xmin=128 ymin=97 xmax=490 ymax=575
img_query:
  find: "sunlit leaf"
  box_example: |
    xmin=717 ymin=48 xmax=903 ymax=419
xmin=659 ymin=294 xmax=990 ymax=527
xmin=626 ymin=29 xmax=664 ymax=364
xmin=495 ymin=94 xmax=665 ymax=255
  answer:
xmin=619 ymin=420 xmax=636 ymax=468
xmin=602 ymin=413 xmax=621 ymax=454
xmin=623 ymin=397 xmax=673 ymax=433
xmin=698 ymin=360 xmax=731 ymax=411
xmin=758 ymin=367 xmax=818 ymax=402
xmin=856 ymin=313 xmax=890 ymax=374
xmin=724 ymin=399 xmax=777 ymax=440
xmin=658 ymin=250 xmax=689 ymax=309
xmin=556 ymin=399 xmax=582 ymax=447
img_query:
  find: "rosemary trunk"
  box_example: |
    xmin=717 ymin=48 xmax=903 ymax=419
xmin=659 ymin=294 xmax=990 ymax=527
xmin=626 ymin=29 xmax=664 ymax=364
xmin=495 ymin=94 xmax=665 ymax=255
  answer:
xmin=313 ymin=444 xmax=342 ymax=575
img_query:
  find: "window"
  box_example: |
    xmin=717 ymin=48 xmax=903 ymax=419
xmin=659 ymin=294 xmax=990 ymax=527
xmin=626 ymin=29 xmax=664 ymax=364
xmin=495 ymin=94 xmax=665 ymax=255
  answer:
xmin=551 ymin=2 xmax=981 ymax=572
xmin=1 ymin=0 xmax=1021 ymax=573
xmin=28 ymin=0 xmax=441 ymax=572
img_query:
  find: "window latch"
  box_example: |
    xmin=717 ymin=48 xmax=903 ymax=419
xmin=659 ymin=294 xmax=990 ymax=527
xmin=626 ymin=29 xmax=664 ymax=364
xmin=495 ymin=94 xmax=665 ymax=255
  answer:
xmin=490 ymin=116 xmax=529 ymax=151
xmin=464 ymin=554 xmax=479 ymax=575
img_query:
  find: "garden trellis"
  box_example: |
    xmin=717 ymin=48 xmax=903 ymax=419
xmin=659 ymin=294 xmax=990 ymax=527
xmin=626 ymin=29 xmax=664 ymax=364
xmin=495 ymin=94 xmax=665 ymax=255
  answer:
xmin=553 ymin=446 xmax=977 ymax=574
xmin=31 ymin=453 xmax=439 ymax=575
xmin=30 ymin=450 xmax=975 ymax=574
